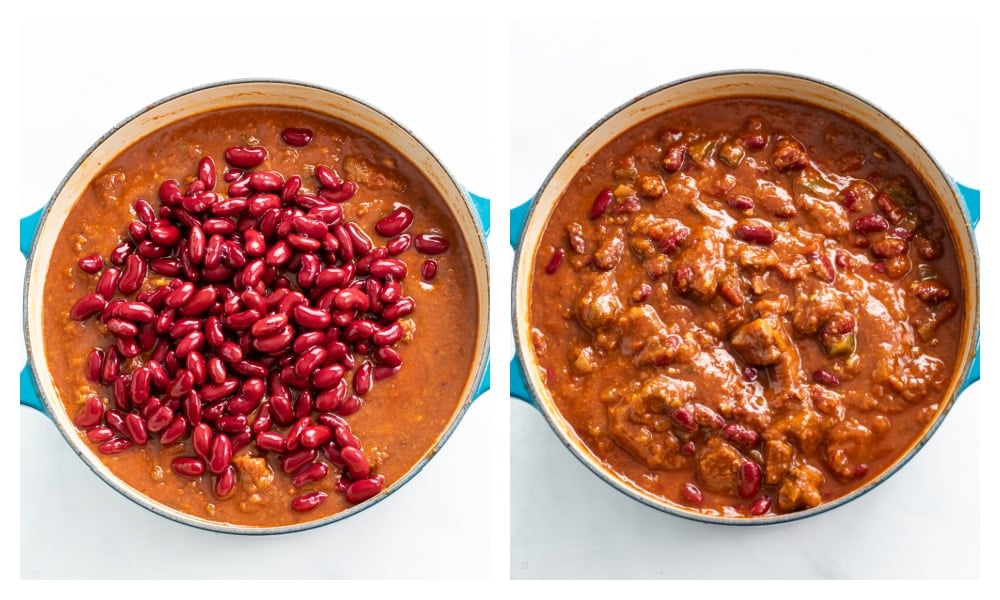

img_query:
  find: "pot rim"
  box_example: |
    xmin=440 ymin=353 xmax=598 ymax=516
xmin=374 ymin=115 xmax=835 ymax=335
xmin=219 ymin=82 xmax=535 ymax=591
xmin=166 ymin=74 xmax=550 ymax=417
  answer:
xmin=23 ymin=77 xmax=490 ymax=535
xmin=512 ymin=68 xmax=979 ymax=526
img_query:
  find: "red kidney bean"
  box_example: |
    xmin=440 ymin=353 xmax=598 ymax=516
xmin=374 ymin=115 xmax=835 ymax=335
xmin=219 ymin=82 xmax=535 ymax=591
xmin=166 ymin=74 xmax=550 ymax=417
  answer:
xmin=170 ymin=456 xmax=206 ymax=478
xmin=129 ymin=367 xmax=151 ymax=406
xmin=313 ymin=383 xmax=346 ymax=414
xmin=373 ymin=347 xmax=402 ymax=368
xmin=544 ymin=249 xmax=564 ymax=275
xmin=738 ymin=461 xmax=762 ymax=499
xmin=293 ymin=217 xmax=329 ymax=242
xmin=854 ymin=213 xmax=890 ymax=233
xmin=289 ymin=305 xmax=330 ymax=329
xmin=214 ymin=465 xmax=237 ymax=499
xmin=216 ymin=414 xmax=248 ymax=434
xmin=118 ymin=302 xmax=154 ymax=323
xmin=379 ymin=279 xmax=402 ymax=304
xmin=250 ymin=313 xmax=288 ymax=338
xmin=71 ymin=293 xmax=107 ymax=320
xmin=368 ymin=258 xmax=406 ymax=280
xmin=681 ymin=482 xmax=704 ymax=505
xmin=292 ymin=331 xmax=326 ymax=354
xmin=85 ymin=348 xmax=105 ymax=382
xmin=587 ymin=188 xmax=615 ymax=220
xmin=204 ymin=357 xmax=226 ymax=385
xmin=813 ymin=369 xmax=841 ymax=387
xmin=179 ymin=287 xmax=217 ymax=317
xmin=386 ymin=233 xmax=412 ymax=256
xmin=98 ymin=438 xmax=133 ymax=455
xmin=74 ymin=395 xmax=105 ymax=428
xmin=250 ymin=401 xmax=272 ymax=435
xmin=128 ymin=220 xmax=148 ymax=242
xmin=196 ymin=156 xmax=216 ymax=190
xmin=375 ymin=207 xmax=414 ymax=238
xmin=147 ymin=220 xmax=181 ymax=247
xmin=726 ymin=195 xmax=755 ymax=211
xmin=159 ymin=415 xmax=188 ymax=445
xmin=78 ymin=253 xmax=105 ymax=273
xmin=343 ymin=319 xmax=376 ymax=343
xmin=314 ymin=164 xmax=342 ymax=189
xmin=252 ymin=326 xmax=294 ymax=353
xmin=286 ymin=233 xmax=321 ymax=253
xmin=318 ymin=181 xmax=357 ymax=203
xmin=123 ymin=413 xmax=148 ymax=445
xmin=414 ymin=233 xmax=449 ymax=255
xmin=157 ymin=179 xmax=182 ymax=205
xmin=174 ymin=331 xmax=204 ymax=359
xmin=281 ymin=127 xmax=313 ymax=147
xmin=248 ymin=192 xmax=283 ymax=217
xmin=201 ymin=378 xmax=240 ymax=402
xmin=294 ymin=345 xmax=328 ymax=379
xmin=166 ymin=282 xmax=196 ymax=308
xmin=312 ymin=363 xmax=346 ymax=389
xmin=373 ymin=322 xmax=404 ymax=346
xmin=109 ymin=241 xmax=133 ymax=266
xmin=292 ymin=462 xmax=329 ymax=487
xmin=117 ymin=254 xmax=147 ymax=294
xmin=224 ymin=145 xmax=268 ymax=169
xmin=340 ymin=446 xmax=371 ymax=480
xmin=345 ymin=476 xmax=384 ymax=503
xmin=270 ymin=393 xmax=295 ymax=426
xmin=256 ymin=431 xmax=287 ymax=453
xmin=381 ymin=296 xmax=415 ymax=320
xmin=281 ymin=448 xmax=318 ymax=474
xmin=86 ymin=426 xmax=115 ymax=444
xmin=291 ymin=491 xmax=328 ymax=511
xmin=336 ymin=394 xmax=363 ymax=417
xmin=223 ymin=167 xmax=243 ymax=183
xmin=735 ymin=223 xmax=777 ymax=245
xmin=332 ymin=288 xmax=369 ymax=313
xmin=207 ymin=433 xmax=232 ymax=475
xmin=105 ymin=318 xmax=138 ymax=338
xmin=138 ymin=240 xmax=171 ymax=259
xmin=225 ymin=392 xmax=258 ymax=416
xmin=351 ymin=361 xmax=372 ymax=396
xmin=749 ymin=495 xmax=772 ymax=516
xmin=296 ymin=425 xmax=330 ymax=449
xmin=721 ymin=423 xmax=759 ymax=446
xmin=166 ymin=370 xmax=194 ymax=399
xmin=100 ymin=347 xmax=121 ymax=384
xmin=117 ymin=336 xmax=141 ymax=358
xmin=249 ymin=171 xmax=284 ymax=192
xmin=373 ymin=365 xmax=401 ymax=381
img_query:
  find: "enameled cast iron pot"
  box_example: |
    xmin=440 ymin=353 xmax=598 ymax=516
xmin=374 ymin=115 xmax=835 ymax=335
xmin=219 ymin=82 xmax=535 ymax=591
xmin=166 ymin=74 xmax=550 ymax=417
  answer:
xmin=510 ymin=70 xmax=980 ymax=525
xmin=21 ymin=79 xmax=491 ymax=534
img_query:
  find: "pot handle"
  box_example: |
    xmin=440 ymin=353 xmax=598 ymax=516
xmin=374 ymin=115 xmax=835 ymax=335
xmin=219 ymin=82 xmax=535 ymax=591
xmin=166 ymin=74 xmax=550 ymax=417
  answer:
xmin=509 ymin=200 xmax=538 ymax=406
xmin=955 ymin=181 xmax=979 ymax=391
xmin=465 ymin=190 xmax=490 ymax=399
xmin=21 ymin=208 xmax=49 ymax=415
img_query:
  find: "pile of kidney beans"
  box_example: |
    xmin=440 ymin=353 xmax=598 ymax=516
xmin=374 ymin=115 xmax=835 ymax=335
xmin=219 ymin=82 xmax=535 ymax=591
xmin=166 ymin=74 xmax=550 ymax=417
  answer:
xmin=68 ymin=127 xmax=449 ymax=512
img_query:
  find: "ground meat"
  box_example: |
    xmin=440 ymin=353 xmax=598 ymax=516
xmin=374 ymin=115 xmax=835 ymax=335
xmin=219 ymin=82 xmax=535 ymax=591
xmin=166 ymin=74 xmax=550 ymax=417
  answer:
xmin=640 ymin=375 xmax=697 ymax=413
xmin=575 ymin=273 xmax=623 ymax=332
xmin=754 ymin=179 xmax=797 ymax=218
xmin=618 ymin=305 xmax=681 ymax=367
xmin=824 ymin=418 xmax=873 ymax=479
xmin=343 ymin=155 xmax=407 ymax=191
xmin=764 ymin=440 xmax=795 ymax=484
xmin=790 ymin=279 xmax=844 ymax=335
xmin=637 ymin=174 xmax=666 ymax=198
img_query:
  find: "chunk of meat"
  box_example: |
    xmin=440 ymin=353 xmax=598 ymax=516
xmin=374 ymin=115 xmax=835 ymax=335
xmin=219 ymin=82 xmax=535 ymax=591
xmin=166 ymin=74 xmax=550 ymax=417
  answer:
xmin=570 ymin=345 xmax=598 ymax=374
xmin=607 ymin=397 xmax=687 ymax=470
xmin=778 ymin=464 xmax=825 ymax=512
xmin=640 ymin=375 xmax=697 ymax=413
xmin=768 ymin=408 xmax=824 ymax=455
xmin=575 ymin=273 xmax=623 ymax=332
xmin=764 ymin=440 xmax=795 ymax=485
xmin=887 ymin=354 xmax=947 ymax=403
xmin=771 ymin=137 xmax=810 ymax=171
xmin=730 ymin=316 xmax=791 ymax=366
xmin=566 ymin=222 xmax=587 ymax=254
xmin=619 ymin=305 xmax=682 ymax=367
xmin=696 ymin=437 xmax=745 ymax=493
xmin=791 ymin=279 xmax=844 ymax=335
xmin=637 ymin=174 xmax=666 ymax=198
xmin=343 ymin=155 xmax=407 ymax=191
xmin=91 ymin=167 xmax=127 ymax=203
xmin=823 ymin=418 xmax=873 ymax=479
xmin=754 ymin=179 xmax=797 ymax=218
xmin=593 ymin=229 xmax=626 ymax=271
xmin=628 ymin=213 xmax=690 ymax=258
xmin=672 ymin=230 xmax=727 ymax=302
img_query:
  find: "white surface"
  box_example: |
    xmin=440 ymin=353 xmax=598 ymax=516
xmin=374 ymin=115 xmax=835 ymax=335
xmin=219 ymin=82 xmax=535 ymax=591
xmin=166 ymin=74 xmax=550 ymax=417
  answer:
xmin=509 ymin=21 xmax=982 ymax=579
xmin=18 ymin=21 xmax=495 ymax=579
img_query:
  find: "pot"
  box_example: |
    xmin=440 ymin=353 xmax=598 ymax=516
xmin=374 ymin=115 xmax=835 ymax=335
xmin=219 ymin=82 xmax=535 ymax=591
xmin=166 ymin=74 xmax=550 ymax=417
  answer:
xmin=510 ymin=70 xmax=979 ymax=524
xmin=21 ymin=79 xmax=490 ymax=534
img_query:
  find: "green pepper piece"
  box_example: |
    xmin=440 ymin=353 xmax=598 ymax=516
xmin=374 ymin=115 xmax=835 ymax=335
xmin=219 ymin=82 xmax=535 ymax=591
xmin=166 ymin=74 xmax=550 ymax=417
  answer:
xmin=687 ymin=138 xmax=718 ymax=167
xmin=718 ymin=140 xmax=745 ymax=168
xmin=883 ymin=176 xmax=918 ymax=206
xmin=798 ymin=168 xmax=838 ymax=198
xmin=822 ymin=332 xmax=856 ymax=357
xmin=898 ymin=211 xmax=921 ymax=232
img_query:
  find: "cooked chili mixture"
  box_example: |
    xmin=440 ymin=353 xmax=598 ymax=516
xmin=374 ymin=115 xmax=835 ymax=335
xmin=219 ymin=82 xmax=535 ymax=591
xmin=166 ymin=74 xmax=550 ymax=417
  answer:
xmin=44 ymin=106 xmax=478 ymax=527
xmin=529 ymin=98 xmax=963 ymax=517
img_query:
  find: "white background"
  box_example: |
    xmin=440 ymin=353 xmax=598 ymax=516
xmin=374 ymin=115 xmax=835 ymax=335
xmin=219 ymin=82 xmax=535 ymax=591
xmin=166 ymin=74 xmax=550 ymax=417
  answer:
xmin=5 ymin=0 xmax=997 ymax=595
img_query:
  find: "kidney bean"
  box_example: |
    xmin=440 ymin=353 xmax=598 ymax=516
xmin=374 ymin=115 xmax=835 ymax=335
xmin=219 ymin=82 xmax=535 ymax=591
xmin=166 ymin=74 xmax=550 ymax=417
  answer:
xmin=312 ymin=364 xmax=346 ymax=389
xmin=373 ymin=322 xmax=404 ymax=346
xmin=681 ymin=482 xmax=704 ymax=505
xmin=589 ymin=188 xmax=614 ymax=220
xmin=345 ymin=476 xmax=384 ymax=503
xmin=214 ymin=465 xmax=238 ymax=499
xmin=75 ymin=253 xmax=106 ymax=274
xmin=215 ymin=414 xmax=247 ymax=434
xmin=252 ymin=326 xmax=294 ymax=353
xmin=157 ymin=179 xmax=182 ymax=206
xmin=414 ymin=233 xmax=449 ymax=255
xmin=73 ymin=395 xmax=105 ymax=429
xmin=248 ymin=313 xmax=287 ymax=338
xmin=813 ymin=369 xmax=841 ymax=387
xmin=85 ymin=426 xmax=115 ymax=444
xmin=281 ymin=448 xmax=318 ymax=475
xmin=117 ymin=336 xmax=141 ymax=358
xmin=738 ymin=461 xmax=763 ymax=499
xmin=159 ymin=415 xmax=188 ymax=445
xmin=83 ymin=347 xmax=105 ymax=382
xmin=330 ymin=423 xmax=359 ymax=451
xmin=735 ymin=223 xmax=777 ymax=245
xmin=313 ymin=164 xmax=341 ymax=189
xmin=343 ymin=320 xmax=376 ymax=343
xmin=269 ymin=392 xmax=294 ymax=426
xmin=721 ymin=423 xmax=759 ymax=446
xmin=248 ymin=171 xmax=284 ymax=193
xmin=167 ymin=456 xmax=205 ymax=478
xmin=71 ymin=293 xmax=107 ymax=321
xmin=292 ymin=345 xmax=328 ymax=379
xmin=318 ymin=180 xmax=357 ymax=203
xmin=122 ymin=413 xmax=148 ymax=446
xmin=748 ymin=495 xmax=772 ymax=517
xmin=205 ymin=433 xmax=232 ymax=475
xmin=251 ymin=401 xmax=273 ymax=435
xmin=385 ymin=233 xmax=412 ymax=256
xmin=291 ymin=491 xmax=328 ymax=511
xmin=854 ymin=213 xmax=890 ymax=233
xmin=371 ymin=207 xmax=413 ymax=238
xmin=291 ymin=462 xmax=329 ymax=487
xmin=223 ymin=167 xmax=243 ymax=183
xmin=381 ymin=296 xmax=415 ymax=320
xmin=282 ymin=127 xmax=313 ymax=147
xmin=254 ymin=430 xmax=286 ymax=452
xmin=340 ymin=446 xmax=371 ymax=480
xmin=372 ymin=365 xmax=400 ymax=381
xmin=367 ymin=258 xmax=405 ymax=280
xmin=98 ymin=438 xmax=133 ymax=455
xmin=128 ymin=220 xmax=148 ymax=242
xmin=100 ymin=347 xmax=121 ymax=385
xmin=222 ymin=146 xmax=267 ymax=169
xmin=336 ymin=393 xmax=364 ymax=416
xmin=117 ymin=254 xmax=146 ymax=294
xmin=109 ymin=241 xmax=133 ymax=266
